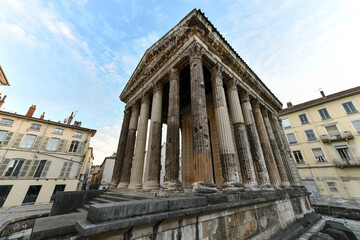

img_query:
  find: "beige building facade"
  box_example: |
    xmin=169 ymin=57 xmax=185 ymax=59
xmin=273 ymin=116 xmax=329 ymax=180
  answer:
xmin=279 ymin=87 xmax=360 ymax=204
xmin=0 ymin=106 xmax=96 ymax=207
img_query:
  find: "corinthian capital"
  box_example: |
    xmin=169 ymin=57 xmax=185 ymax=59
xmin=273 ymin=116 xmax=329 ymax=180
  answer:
xmin=169 ymin=68 xmax=179 ymax=81
xmin=189 ymin=42 xmax=203 ymax=62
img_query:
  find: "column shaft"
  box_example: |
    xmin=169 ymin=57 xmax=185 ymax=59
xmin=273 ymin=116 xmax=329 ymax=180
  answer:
xmin=110 ymin=108 xmax=131 ymax=188
xmin=212 ymin=67 xmax=243 ymax=192
xmin=128 ymin=95 xmax=150 ymax=189
xmin=189 ymin=43 xmax=217 ymax=193
xmin=262 ymin=109 xmax=290 ymax=187
xmin=118 ymin=103 xmax=140 ymax=188
xmin=163 ymin=69 xmax=181 ymax=190
xmin=240 ymin=92 xmax=272 ymax=189
xmin=227 ymin=81 xmax=258 ymax=190
xmin=252 ymin=102 xmax=281 ymax=188
xmin=143 ymin=86 xmax=163 ymax=190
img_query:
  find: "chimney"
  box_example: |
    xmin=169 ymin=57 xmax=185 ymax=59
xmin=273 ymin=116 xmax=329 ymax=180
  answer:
xmin=40 ymin=112 xmax=45 ymax=120
xmin=67 ymin=112 xmax=74 ymax=125
xmin=320 ymin=90 xmax=325 ymax=98
xmin=0 ymin=95 xmax=6 ymax=108
xmin=74 ymin=121 xmax=82 ymax=127
xmin=26 ymin=105 xmax=36 ymax=117
xmin=287 ymin=102 xmax=293 ymax=108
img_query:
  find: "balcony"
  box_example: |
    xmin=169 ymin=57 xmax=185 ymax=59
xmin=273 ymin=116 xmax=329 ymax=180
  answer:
xmin=332 ymin=157 xmax=360 ymax=168
xmin=320 ymin=131 xmax=354 ymax=143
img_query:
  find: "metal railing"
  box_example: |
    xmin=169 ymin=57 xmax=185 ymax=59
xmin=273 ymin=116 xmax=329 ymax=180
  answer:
xmin=320 ymin=131 xmax=354 ymax=143
xmin=332 ymin=157 xmax=360 ymax=167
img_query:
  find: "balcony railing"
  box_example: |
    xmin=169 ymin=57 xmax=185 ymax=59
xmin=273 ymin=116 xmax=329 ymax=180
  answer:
xmin=332 ymin=157 xmax=360 ymax=167
xmin=320 ymin=131 xmax=354 ymax=143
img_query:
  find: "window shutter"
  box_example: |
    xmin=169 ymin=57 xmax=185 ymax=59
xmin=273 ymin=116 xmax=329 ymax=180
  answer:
xmin=56 ymin=139 xmax=66 ymax=152
xmin=65 ymin=162 xmax=73 ymax=178
xmin=41 ymin=161 xmax=52 ymax=178
xmin=64 ymin=141 xmax=71 ymax=153
xmin=11 ymin=133 xmax=24 ymax=148
xmin=2 ymin=132 xmax=14 ymax=146
xmin=28 ymin=160 xmax=40 ymax=177
xmin=0 ymin=158 xmax=11 ymax=177
xmin=325 ymin=125 xmax=340 ymax=135
xmin=77 ymin=142 xmax=85 ymax=154
xmin=40 ymin=137 xmax=50 ymax=150
xmin=32 ymin=136 xmax=42 ymax=150
xmin=312 ymin=148 xmax=323 ymax=158
xmin=59 ymin=162 xmax=68 ymax=177
xmin=19 ymin=160 xmax=32 ymax=177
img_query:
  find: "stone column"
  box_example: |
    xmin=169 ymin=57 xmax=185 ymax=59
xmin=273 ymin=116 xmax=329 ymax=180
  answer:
xmin=163 ymin=69 xmax=181 ymax=191
xmin=261 ymin=108 xmax=290 ymax=187
xmin=252 ymin=101 xmax=282 ymax=189
xmin=143 ymin=84 xmax=163 ymax=190
xmin=189 ymin=43 xmax=217 ymax=193
xmin=269 ymin=113 xmax=296 ymax=186
xmin=128 ymin=94 xmax=150 ymax=189
xmin=118 ymin=103 xmax=140 ymax=189
xmin=240 ymin=91 xmax=272 ymax=189
xmin=211 ymin=66 xmax=243 ymax=193
xmin=276 ymin=116 xmax=302 ymax=186
xmin=227 ymin=80 xmax=258 ymax=190
xmin=110 ymin=108 xmax=131 ymax=188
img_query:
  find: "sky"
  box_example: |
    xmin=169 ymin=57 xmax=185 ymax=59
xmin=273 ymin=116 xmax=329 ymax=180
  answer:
xmin=0 ymin=0 xmax=359 ymax=165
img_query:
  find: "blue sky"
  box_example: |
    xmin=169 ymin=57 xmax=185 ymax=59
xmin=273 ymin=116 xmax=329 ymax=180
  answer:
xmin=0 ymin=0 xmax=359 ymax=164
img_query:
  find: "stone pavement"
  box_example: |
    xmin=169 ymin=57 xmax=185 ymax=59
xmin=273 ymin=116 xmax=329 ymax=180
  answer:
xmin=299 ymin=215 xmax=360 ymax=239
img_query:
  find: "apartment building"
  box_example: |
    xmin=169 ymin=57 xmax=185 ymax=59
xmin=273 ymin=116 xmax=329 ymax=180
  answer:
xmin=279 ymin=86 xmax=360 ymax=204
xmin=0 ymin=105 xmax=96 ymax=207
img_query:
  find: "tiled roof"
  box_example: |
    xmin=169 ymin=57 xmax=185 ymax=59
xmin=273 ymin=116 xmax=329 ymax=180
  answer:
xmin=279 ymin=86 xmax=360 ymax=115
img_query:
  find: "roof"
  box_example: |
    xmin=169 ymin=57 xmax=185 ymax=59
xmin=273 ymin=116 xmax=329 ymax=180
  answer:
xmin=120 ymin=9 xmax=281 ymax=107
xmin=0 ymin=65 xmax=10 ymax=86
xmin=0 ymin=110 xmax=97 ymax=136
xmin=279 ymin=86 xmax=360 ymax=115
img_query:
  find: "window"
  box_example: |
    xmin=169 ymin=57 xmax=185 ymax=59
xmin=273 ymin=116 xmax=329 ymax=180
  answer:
xmin=336 ymin=146 xmax=353 ymax=162
xmin=0 ymin=130 xmax=8 ymax=144
xmin=20 ymin=135 xmax=36 ymax=148
xmin=74 ymin=132 xmax=82 ymax=138
xmin=342 ymin=102 xmax=357 ymax=114
xmin=293 ymin=151 xmax=304 ymax=164
xmin=22 ymin=185 xmax=42 ymax=205
xmin=0 ymin=118 xmax=14 ymax=126
xmin=46 ymin=138 xmax=60 ymax=151
xmin=54 ymin=128 xmax=64 ymax=134
xmin=304 ymin=129 xmax=317 ymax=141
xmin=286 ymin=133 xmax=297 ymax=144
xmin=69 ymin=141 xmax=79 ymax=152
xmin=298 ymin=114 xmax=309 ymax=124
xmin=52 ymin=185 xmax=66 ymax=196
xmin=351 ymin=120 xmax=360 ymax=134
xmin=327 ymin=182 xmax=338 ymax=193
xmin=34 ymin=160 xmax=47 ymax=178
xmin=30 ymin=124 xmax=41 ymax=130
xmin=0 ymin=185 xmax=13 ymax=207
xmin=312 ymin=148 xmax=326 ymax=162
xmin=282 ymin=118 xmax=291 ymax=128
xmin=4 ymin=159 xmax=25 ymax=177
xmin=318 ymin=108 xmax=331 ymax=120
xmin=325 ymin=124 xmax=341 ymax=138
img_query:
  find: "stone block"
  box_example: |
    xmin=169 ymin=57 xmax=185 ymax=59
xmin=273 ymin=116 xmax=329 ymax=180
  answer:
xmin=168 ymin=196 xmax=207 ymax=210
xmin=309 ymin=232 xmax=335 ymax=240
xmin=323 ymin=221 xmax=357 ymax=240
xmin=322 ymin=228 xmax=349 ymax=240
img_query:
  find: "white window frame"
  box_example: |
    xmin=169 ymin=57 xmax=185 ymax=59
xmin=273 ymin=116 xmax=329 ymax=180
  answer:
xmin=4 ymin=159 xmax=25 ymax=177
xmin=342 ymin=101 xmax=357 ymax=114
xmin=20 ymin=135 xmax=37 ymax=149
xmin=0 ymin=130 xmax=8 ymax=144
xmin=293 ymin=150 xmax=305 ymax=164
xmin=298 ymin=113 xmax=309 ymax=125
xmin=53 ymin=128 xmax=64 ymax=135
xmin=30 ymin=124 xmax=41 ymax=131
xmin=69 ymin=140 xmax=80 ymax=153
xmin=286 ymin=132 xmax=297 ymax=144
xmin=327 ymin=182 xmax=338 ymax=193
xmin=351 ymin=119 xmax=360 ymax=134
xmin=73 ymin=132 xmax=82 ymax=138
xmin=282 ymin=118 xmax=291 ymax=129
xmin=46 ymin=138 xmax=60 ymax=151
xmin=304 ymin=129 xmax=317 ymax=141
xmin=0 ymin=118 xmax=14 ymax=126
xmin=318 ymin=108 xmax=331 ymax=120
xmin=311 ymin=147 xmax=327 ymax=163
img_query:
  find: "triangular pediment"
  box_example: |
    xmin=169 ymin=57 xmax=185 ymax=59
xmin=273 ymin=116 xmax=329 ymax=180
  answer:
xmin=120 ymin=9 xmax=282 ymax=110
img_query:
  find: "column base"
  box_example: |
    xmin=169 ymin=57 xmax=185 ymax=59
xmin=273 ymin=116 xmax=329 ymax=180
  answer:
xmin=243 ymin=182 xmax=261 ymax=191
xmin=162 ymin=181 xmax=182 ymax=191
xmin=142 ymin=180 xmax=160 ymax=190
xmin=109 ymin=181 xmax=118 ymax=189
xmin=221 ymin=181 xmax=244 ymax=193
xmin=281 ymin=182 xmax=291 ymax=188
xmin=192 ymin=182 xmax=218 ymax=194
xmin=261 ymin=183 xmax=275 ymax=191
xmin=127 ymin=183 xmax=142 ymax=190
xmin=117 ymin=182 xmax=129 ymax=189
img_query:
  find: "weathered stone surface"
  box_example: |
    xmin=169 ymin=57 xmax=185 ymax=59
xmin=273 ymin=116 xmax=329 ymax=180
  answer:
xmin=323 ymin=221 xmax=357 ymax=240
xmin=111 ymin=108 xmax=131 ymax=188
xmin=309 ymin=233 xmax=335 ymax=240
